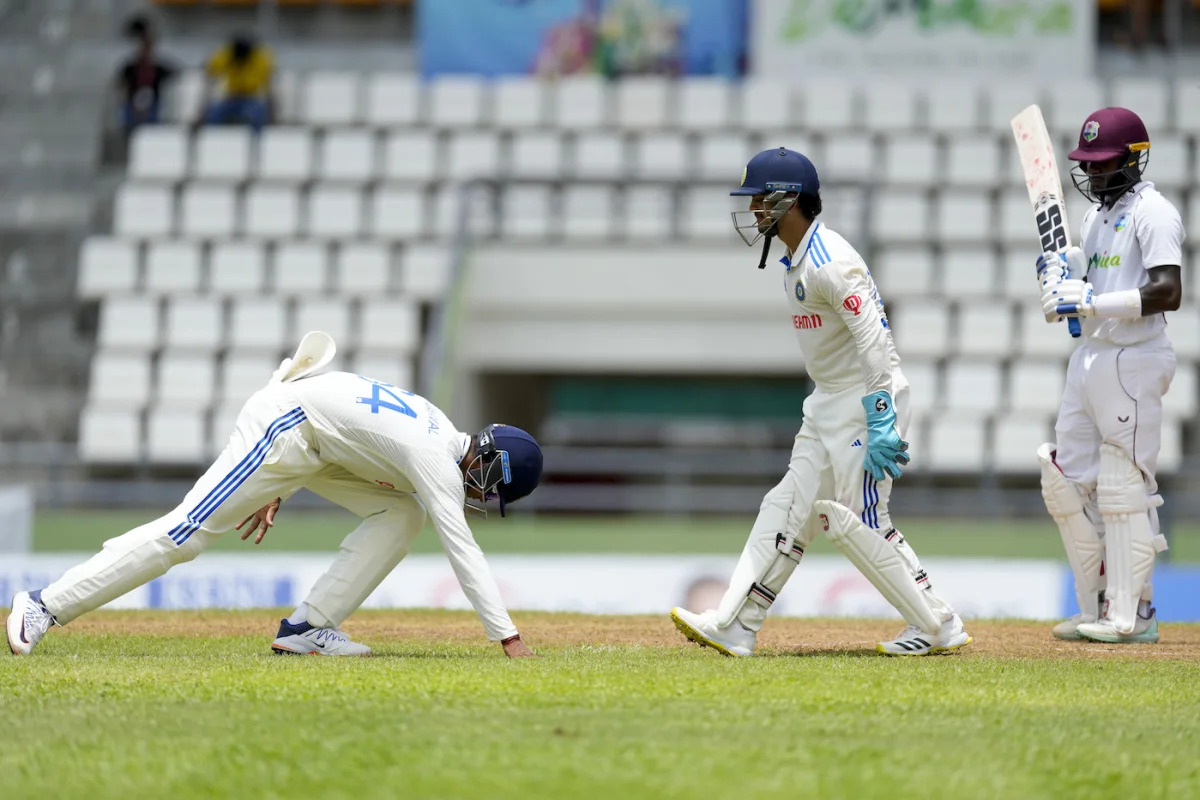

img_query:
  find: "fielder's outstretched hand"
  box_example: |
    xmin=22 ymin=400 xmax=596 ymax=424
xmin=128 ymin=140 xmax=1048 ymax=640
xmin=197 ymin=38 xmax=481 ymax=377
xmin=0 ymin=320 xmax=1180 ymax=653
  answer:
xmin=237 ymin=497 xmax=282 ymax=545
xmin=502 ymin=636 xmax=538 ymax=658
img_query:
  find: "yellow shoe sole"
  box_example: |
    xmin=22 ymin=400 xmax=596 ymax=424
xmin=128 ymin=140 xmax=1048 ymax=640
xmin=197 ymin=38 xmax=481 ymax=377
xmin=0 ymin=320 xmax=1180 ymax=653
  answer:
xmin=876 ymin=635 xmax=973 ymax=657
xmin=669 ymin=609 xmax=744 ymax=658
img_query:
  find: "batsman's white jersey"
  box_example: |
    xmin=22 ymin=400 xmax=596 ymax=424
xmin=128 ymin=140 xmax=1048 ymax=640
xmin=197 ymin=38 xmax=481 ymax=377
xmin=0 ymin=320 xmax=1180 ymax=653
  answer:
xmin=715 ymin=221 xmax=954 ymax=634
xmin=40 ymin=372 xmax=519 ymax=641
xmin=1056 ymin=181 xmax=1183 ymax=490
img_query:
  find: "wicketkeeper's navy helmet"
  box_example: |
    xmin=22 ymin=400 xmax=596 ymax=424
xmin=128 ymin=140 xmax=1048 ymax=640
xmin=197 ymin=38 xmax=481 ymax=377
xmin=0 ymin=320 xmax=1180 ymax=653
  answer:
xmin=464 ymin=424 xmax=543 ymax=518
xmin=730 ymin=147 xmax=820 ymax=246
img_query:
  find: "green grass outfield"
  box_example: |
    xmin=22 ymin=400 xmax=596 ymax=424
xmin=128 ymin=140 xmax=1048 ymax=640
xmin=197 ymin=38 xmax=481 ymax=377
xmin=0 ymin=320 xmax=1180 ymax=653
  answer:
xmin=33 ymin=509 xmax=1200 ymax=561
xmin=3 ymin=611 xmax=1199 ymax=800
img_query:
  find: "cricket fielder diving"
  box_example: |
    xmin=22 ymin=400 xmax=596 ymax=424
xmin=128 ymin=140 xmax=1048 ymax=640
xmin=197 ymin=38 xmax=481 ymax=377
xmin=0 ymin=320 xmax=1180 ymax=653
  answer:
xmin=1037 ymin=107 xmax=1184 ymax=643
xmin=671 ymin=148 xmax=971 ymax=657
xmin=8 ymin=333 xmax=543 ymax=658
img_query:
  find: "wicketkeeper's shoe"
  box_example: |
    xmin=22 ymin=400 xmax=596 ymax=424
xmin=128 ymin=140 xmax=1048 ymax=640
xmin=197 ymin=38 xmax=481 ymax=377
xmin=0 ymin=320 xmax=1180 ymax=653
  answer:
xmin=7 ymin=591 xmax=55 ymax=656
xmin=877 ymin=613 xmax=972 ymax=656
xmin=1077 ymin=609 xmax=1159 ymax=644
xmin=669 ymin=607 xmax=755 ymax=657
xmin=1052 ymin=613 xmax=1098 ymax=641
xmin=270 ymin=619 xmax=372 ymax=656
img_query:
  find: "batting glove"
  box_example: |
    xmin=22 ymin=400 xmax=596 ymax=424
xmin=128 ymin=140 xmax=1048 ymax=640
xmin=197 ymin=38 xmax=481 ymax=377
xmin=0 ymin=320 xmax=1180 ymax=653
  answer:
xmin=1050 ymin=278 xmax=1096 ymax=318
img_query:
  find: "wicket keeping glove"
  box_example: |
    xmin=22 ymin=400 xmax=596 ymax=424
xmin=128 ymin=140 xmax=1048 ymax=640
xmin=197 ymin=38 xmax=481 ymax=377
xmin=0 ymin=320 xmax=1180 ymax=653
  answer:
xmin=862 ymin=391 xmax=910 ymax=482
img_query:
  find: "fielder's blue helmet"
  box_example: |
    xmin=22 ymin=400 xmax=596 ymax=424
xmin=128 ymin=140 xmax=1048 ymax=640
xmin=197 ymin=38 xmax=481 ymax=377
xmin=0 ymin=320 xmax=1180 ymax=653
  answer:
xmin=465 ymin=424 xmax=543 ymax=517
xmin=731 ymin=147 xmax=820 ymax=197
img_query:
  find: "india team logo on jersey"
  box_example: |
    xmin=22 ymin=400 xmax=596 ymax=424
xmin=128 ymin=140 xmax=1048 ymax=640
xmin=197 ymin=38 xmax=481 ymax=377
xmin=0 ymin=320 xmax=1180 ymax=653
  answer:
xmin=1114 ymin=213 xmax=1129 ymax=232
xmin=794 ymin=279 xmax=806 ymax=301
xmin=1083 ymin=120 xmax=1100 ymax=142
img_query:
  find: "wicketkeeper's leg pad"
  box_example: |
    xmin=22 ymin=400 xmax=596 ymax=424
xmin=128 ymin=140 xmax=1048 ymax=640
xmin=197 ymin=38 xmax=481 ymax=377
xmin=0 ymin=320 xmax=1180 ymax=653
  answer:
xmin=1039 ymin=443 xmax=1105 ymax=619
xmin=1097 ymin=443 xmax=1165 ymax=634
xmin=815 ymin=499 xmax=942 ymax=635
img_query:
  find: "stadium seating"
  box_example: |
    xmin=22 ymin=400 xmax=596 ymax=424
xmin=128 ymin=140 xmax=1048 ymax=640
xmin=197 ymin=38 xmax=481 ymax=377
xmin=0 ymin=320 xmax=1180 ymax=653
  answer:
xmin=77 ymin=73 xmax=1199 ymax=471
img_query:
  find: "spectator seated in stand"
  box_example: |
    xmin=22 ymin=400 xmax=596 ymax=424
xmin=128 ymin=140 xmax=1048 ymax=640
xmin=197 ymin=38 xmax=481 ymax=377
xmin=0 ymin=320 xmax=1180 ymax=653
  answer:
xmin=201 ymin=34 xmax=276 ymax=133
xmin=115 ymin=15 xmax=176 ymax=135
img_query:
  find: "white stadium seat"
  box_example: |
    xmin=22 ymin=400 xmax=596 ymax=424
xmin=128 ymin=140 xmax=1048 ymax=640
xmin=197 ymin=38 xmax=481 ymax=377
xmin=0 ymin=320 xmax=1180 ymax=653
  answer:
xmin=228 ymin=298 xmax=288 ymax=353
xmin=256 ymin=128 xmax=313 ymax=182
xmin=144 ymin=241 xmax=202 ymax=294
xmin=927 ymin=81 xmax=982 ymax=132
xmin=1164 ymin=362 xmax=1197 ymax=420
xmin=823 ymin=134 xmax=874 ymax=182
xmin=180 ymin=184 xmax=238 ymax=238
xmin=446 ymin=131 xmax=500 ymax=180
xmin=553 ymin=76 xmax=607 ymax=129
xmin=1148 ymin=134 xmax=1189 ymax=191
xmin=927 ymin=414 xmax=987 ymax=472
xmin=164 ymin=297 xmax=224 ymax=351
xmin=429 ymin=76 xmax=485 ymax=128
xmin=697 ymin=133 xmax=751 ymax=180
xmin=337 ymin=243 xmax=392 ymax=295
xmin=1111 ymin=78 xmax=1169 ymax=132
xmin=873 ymin=247 xmax=936 ymax=299
xmin=432 ymin=185 xmax=496 ymax=238
xmin=166 ymin=69 xmax=204 ymax=123
xmin=992 ymin=413 xmax=1053 ymax=473
xmin=295 ymin=298 xmax=352 ymax=345
xmin=129 ymin=126 xmax=188 ymax=181
xmin=383 ymin=130 xmax=438 ymax=182
xmin=319 ymin=129 xmax=377 ymax=183
xmin=364 ymin=73 xmax=422 ymax=127
xmin=156 ymin=351 xmax=216 ymax=409
xmin=370 ymin=186 xmax=427 ymax=240
xmin=98 ymin=296 xmax=160 ymax=351
xmin=1168 ymin=305 xmax=1200 ymax=359
xmin=114 ymin=184 xmax=174 ymax=237
xmin=881 ymin=136 xmax=939 ymax=187
xmin=273 ymin=242 xmax=329 ymax=294
xmin=623 ymin=186 xmax=672 ymax=240
xmin=78 ymin=238 xmax=139 ymax=297
xmin=936 ymin=190 xmax=992 ymax=244
xmin=987 ymin=84 xmax=1045 ymax=132
xmin=1017 ymin=306 xmax=1078 ymax=358
xmin=798 ymin=80 xmax=857 ymax=129
xmin=863 ymin=82 xmax=921 ymax=131
xmin=210 ymin=242 xmax=266 ymax=294
xmin=1009 ymin=361 xmax=1066 ymax=413
xmin=946 ymin=137 xmax=1001 ymax=186
xmin=88 ymin=352 xmax=151 ymax=406
xmin=78 ymin=406 xmax=142 ymax=463
xmin=888 ymin=300 xmax=949 ymax=358
xmin=998 ymin=189 xmax=1036 ymax=246
xmin=1175 ymin=81 xmax=1200 ymax=133
xmin=616 ymin=77 xmax=670 ymax=130
xmin=509 ymin=131 xmax=565 ymax=178
xmin=679 ymin=79 xmax=732 ymax=130
xmin=303 ymin=71 xmax=361 ymax=126
xmin=574 ymin=132 xmax=627 ymax=178
xmin=353 ymin=354 xmax=415 ymax=390
xmin=492 ymin=77 xmax=546 ymax=128
xmin=1159 ymin=419 xmax=1182 ymax=473
xmin=502 ymin=185 xmax=553 ymax=239
xmin=192 ymin=127 xmax=251 ymax=181
xmin=273 ymin=69 xmax=302 ymax=124
xmin=147 ymin=407 xmax=207 ymax=464
xmin=220 ymin=353 xmax=279 ymax=401
xmin=1045 ymin=79 xmax=1105 ymax=135
xmin=899 ymin=360 xmax=939 ymax=415
xmin=307 ymin=186 xmax=363 ymax=239
xmin=869 ymin=189 xmax=930 ymax=245
xmin=679 ymin=192 xmax=740 ymax=241
xmin=942 ymin=247 xmax=999 ymax=299
xmin=738 ymin=79 xmax=790 ymax=129
xmin=399 ymin=245 xmax=452 ymax=301
xmin=359 ymin=299 xmax=420 ymax=354
xmin=562 ymin=185 xmax=616 ymax=240
xmin=943 ymin=360 xmax=1003 ymax=413
xmin=633 ymin=132 xmax=687 ymax=180
xmin=244 ymin=185 xmax=301 ymax=238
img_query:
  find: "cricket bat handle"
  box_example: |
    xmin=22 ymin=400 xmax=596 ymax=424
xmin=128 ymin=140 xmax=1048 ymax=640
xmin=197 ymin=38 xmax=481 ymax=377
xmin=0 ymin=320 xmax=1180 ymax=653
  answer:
xmin=1068 ymin=317 xmax=1081 ymax=338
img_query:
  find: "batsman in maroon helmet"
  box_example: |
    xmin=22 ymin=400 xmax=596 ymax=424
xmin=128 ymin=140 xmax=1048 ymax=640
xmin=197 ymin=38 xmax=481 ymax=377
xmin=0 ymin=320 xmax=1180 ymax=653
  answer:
xmin=1036 ymin=107 xmax=1184 ymax=644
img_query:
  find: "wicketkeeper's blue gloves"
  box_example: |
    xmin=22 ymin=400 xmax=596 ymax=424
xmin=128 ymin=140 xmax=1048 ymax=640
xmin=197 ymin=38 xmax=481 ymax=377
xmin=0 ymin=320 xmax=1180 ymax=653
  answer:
xmin=862 ymin=391 xmax=910 ymax=481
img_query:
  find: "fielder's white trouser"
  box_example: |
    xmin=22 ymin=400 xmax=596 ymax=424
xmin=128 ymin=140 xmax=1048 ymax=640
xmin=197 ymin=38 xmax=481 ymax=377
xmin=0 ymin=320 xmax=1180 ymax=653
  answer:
xmin=1050 ymin=338 xmax=1174 ymax=630
xmin=715 ymin=374 xmax=953 ymax=633
xmin=41 ymin=386 xmax=426 ymax=626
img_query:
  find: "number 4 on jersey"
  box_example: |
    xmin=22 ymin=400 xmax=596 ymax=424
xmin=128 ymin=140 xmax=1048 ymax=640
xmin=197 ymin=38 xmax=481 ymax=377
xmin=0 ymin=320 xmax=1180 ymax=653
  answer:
xmin=356 ymin=377 xmax=417 ymax=418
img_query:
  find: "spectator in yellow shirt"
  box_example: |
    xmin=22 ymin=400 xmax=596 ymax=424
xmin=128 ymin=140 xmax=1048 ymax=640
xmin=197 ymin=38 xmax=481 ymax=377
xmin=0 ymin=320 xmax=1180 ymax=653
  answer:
xmin=201 ymin=35 xmax=275 ymax=132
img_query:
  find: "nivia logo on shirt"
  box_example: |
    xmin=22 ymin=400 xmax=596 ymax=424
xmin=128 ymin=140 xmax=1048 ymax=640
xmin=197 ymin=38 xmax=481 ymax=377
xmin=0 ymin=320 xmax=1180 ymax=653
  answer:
xmin=1089 ymin=252 xmax=1121 ymax=269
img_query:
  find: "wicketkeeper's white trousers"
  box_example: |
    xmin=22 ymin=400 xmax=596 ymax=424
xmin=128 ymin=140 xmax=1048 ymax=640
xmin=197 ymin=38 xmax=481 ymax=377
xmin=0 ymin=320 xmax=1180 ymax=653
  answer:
xmin=41 ymin=386 xmax=427 ymax=626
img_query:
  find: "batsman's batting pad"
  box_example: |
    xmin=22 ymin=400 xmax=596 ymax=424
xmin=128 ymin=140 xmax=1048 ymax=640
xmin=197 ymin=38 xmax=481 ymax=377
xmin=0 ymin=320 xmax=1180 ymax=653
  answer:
xmin=1097 ymin=443 xmax=1164 ymax=634
xmin=815 ymin=499 xmax=941 ymax=635
xmin=1039 ymin=443 xmax=1105 ymax=619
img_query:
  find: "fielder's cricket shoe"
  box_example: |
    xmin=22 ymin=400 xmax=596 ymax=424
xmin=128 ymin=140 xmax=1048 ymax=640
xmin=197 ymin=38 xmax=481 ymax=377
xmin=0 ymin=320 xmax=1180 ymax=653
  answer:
xmin=270 ymin=619 xmax=372 ymax=656
xmin=7 ymin=591 xmax=55 ymax=656
xmin=1077 ymin=609 xmax=1159 ymax=644
xmin=669 ymin=607 xmax=755 ymax=657
xmin=877 ymin=613 xmax=972 ymax=656
xmin=1052 ymin=613 xmax=1099 ymax=641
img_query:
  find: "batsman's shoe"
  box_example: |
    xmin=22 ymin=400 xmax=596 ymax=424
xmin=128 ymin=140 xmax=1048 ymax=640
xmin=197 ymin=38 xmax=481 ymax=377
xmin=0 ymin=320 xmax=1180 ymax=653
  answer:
xmin=669 ymin=607 xmax=755 ymax=658
xmin=1052 ymin=613 xmax=1098 ymax=641
xmin=271 ymin=619 xmax=372 ymax=656
xmin=7 ymin=591 xmax=55 ymax=656
xmin=1077 ymin=609 xmax=1159 ymax=644
xmin=877 ymin=613 xmax=972 ymax=656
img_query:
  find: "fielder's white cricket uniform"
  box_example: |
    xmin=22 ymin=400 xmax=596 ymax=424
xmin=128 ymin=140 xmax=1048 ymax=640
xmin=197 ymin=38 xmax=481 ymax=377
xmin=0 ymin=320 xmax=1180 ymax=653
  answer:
xmin=40 ymin=372 xmax=519 ymax=641
xmin=1056 ymin=182 xmax=1182 ymax=496
xmin=716 ymin=222 xmax=952 ymax=630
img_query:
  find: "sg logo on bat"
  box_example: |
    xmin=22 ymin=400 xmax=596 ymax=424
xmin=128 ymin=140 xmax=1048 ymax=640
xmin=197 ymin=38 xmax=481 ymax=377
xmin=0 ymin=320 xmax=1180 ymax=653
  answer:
xmin=1035 ymin=199 xmax=1068 ymax=252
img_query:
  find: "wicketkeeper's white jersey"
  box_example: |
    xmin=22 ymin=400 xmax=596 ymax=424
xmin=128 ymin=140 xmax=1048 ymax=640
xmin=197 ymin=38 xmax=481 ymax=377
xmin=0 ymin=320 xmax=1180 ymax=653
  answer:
xmin=1079 ymin=181 xmax=1184 ymax=346
xmin=782 ymin=222 xmax=900 ymax=395
xmin=280 ymin=371 xmax=518 ymax=641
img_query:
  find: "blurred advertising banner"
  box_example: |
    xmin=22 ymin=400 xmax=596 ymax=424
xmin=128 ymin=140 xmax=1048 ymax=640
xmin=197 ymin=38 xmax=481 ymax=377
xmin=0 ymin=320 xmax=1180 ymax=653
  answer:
xmin=418 ymin=0 xmax=748 ymax=78
xmin=753 ymin=0 xmax=1095 ymax=77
